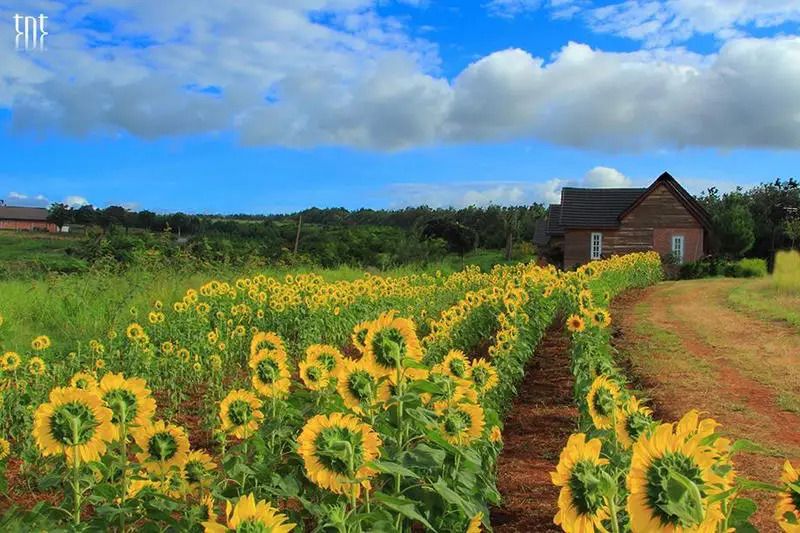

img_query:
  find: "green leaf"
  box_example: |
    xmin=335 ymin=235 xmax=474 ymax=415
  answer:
xmin=662 ymin=470 xmax=705 ymax=526
xmin=372 ymin=492 xmax=437 ymax=532
xmin=432 ymin=478 xmax=473 ymax=514
xmin=369 ymin=460 xmax=420 ymax=479
xmin=736 ymin=479 xmax=784 ymax=493
xmin=730 ymin=439 xmax=766 ymax=455
xmin=728 ymin=497 xmax=757 ymax=527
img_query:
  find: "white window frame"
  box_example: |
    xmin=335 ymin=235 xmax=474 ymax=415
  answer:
xmin=590 ymin=232 xmax=603 ymax=260
xmin=672 ymin=235 xmax=685 ymax=263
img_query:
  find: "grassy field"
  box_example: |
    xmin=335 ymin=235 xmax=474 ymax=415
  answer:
xmin=728 ymin=250 xmax=800 ymax=330
xmin=0 ymin=231 xmax=88 ymax=275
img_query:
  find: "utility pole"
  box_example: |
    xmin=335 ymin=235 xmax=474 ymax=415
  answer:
xmin=294 ymin=214 xmax=303 ymax=254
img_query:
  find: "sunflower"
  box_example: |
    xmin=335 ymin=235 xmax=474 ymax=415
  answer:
xmin=587 ymin=308 xmax=612 ymax=329
xmin=98 ymin=373 xmax=157 ymax=439
xmin=249 ymin=349 xmax=291 ymax=399
xmin=297 ymin=412 xmax=381 ymax=497
xmin=250 ymin=331 xmax=285 ymax=359
xmin=132 ymin=420 xmax=190 ymax=474
xmin=0 ymin=351 xmax=21 ymax=372
xmin=441 ymin=350 xmax=471 ymax=379
xmin=586 ymin=375 xmax=620 ymax=430
xmin=350 ymin=320 xmax=372 ymax=355
xmin=32 ymin=387 xmax=115 ymax=464
xmin=335 ymin=358 xmax=386 ymax=415
xmin=31 ymin=335 xmax=51 ymax=351
xmin=550 ymin=433 xmax=610 ymax=533
xmin=0 ymin=438 xmax=10 ymax=460
xmin=470 ymin=358 xmax=499 ymax=394
xmin=567 ymin=314 xmax=586 ymax=333
xmin=305 ymin=344 xmax=343 ymax=373
xmin=776 ymin=460 xmax=800 ymax=532
xmin=299 ymin=360 xmax=330 ymax=392
xmin=467 ymin=512 xmax=483 ymax=533
xmin=183 ymin=450 xmax=217 ymax=489
xmin=436 ymin=402 xmax=485 ymax=446
xmin=126 ymin=323 xmax=145 ymax=341
xmin=70 ymin=372 xmax=98 ymax=391
xmin=627 ymin=412 xmax=731 ymax=532
xmin=614 ymin=396 xmax=653 ymax=449
xmin=199 ymin=494 xmax=216 ymax=522
xmin=422 ymin=368 xmax=476 ymax=412
xmin=489 ymin=426 xmax=503 ymax=444
xmin=363 ymin=313 xmax=422 ymax=376
xmin=219 ymin=390 xmax=264 ymax=439
xmin=202 ymin=493 xmax=295 ymax=533
xmin=28 ymin=357 xmax=46 ymax=376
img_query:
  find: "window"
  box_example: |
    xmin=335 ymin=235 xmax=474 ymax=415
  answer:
xmin=672 ymin=235 xmax=684 ymax=263
xmin=590 ymin=232 xmax=603 ymax=260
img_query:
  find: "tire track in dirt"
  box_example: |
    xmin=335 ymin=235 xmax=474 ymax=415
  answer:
xmin=492 ymin=325 xmax=576 ymax=532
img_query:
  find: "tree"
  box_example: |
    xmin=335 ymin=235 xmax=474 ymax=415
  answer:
xmin=421 ymin=218 xmax=477 ymax=261
xmin=47 ymin=203 xmax=72 ymax=231
xmin=711 ymin=194 xmax=755 ymax=257
xmin=785 ymin=216 xmax=800 ymax=249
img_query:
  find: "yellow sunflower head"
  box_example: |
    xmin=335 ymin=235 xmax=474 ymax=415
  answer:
xmin=467 ymin=512 xmax=483 ymax=533
xmin=31 ymin=335 xmax=51 ymax=351
xmin=587 ymin=308 xmax=612 ymax=329
xmin=249 ymin=331 xmax=285 ymax=360
xmin=219 ymin=389 xmax=264 ymax=440
xmin=28 ymin=357 xmax=46 ymax=376
xmin=550 ymin=433 xmax=610 ymax=533
xmin=776 ymin=460 xmax=800 ymax=532
xmin=614 ymin=396 xmax=654 ymax=449
xmin=350 ymin=320 xmax=372 ymax=355
xmin=363 ymin=313 xmax=422 ymax=375
xmin=132 ymin=420 xmax=190 ymax=474
xmin=297 ymin=412 xmax=381 ymax=498
xmin=98 ymin=372 xmax=157 ymax=439
xmin=249 ymin=349 xmax=291 ymax=399
xmin=489 ymin=425 xmax=503 ymax=444
xmin=305 ymin=344 xmax=343 ymax=373
xmin=441 ymin=350 xmax=471 ymax=380
xmin=626 ymin=413 xmax=732 ymax=533
xmin=335 ymin=358 xmax=385 ymax=415
xmin=422 ymin=368 xmax=476 ymax=411
xmin=1 ymin=351 xmax=21 ymax=372
xmin=567 ymin=314 xmax=586 ymax=333
xmin=586 ymin=375 xmax=621 ymax=430
xmin=469 ymin=358 xmax=499 ymax=395
xmin=436 ymin=402 xmax=485 ymax=446
xmin=0 ymin=437 xmax=10 ymax=461
xmin=32 ymin=386 xmax=115 ymax=464
xmin=299 ymin=360 xmax=330 ymax=392
xmin=202 ymin=493 xmax=295 ymax=533
xmin=183 ymin=449 xmax=217 ymax=488
xmin=70 ymin=372 xmax=98 ymax=391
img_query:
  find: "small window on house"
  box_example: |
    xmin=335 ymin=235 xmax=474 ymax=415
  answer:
xmin=672 ymin=235 xmax=685 ymax=263
xmin=590 ymin=232 xmax=603 ymax=260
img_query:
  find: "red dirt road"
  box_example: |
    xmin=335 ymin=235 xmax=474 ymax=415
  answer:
xmin=492 ymin=326 xmax=577 ymax=532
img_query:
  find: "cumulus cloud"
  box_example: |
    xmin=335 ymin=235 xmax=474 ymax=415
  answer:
xmin=4 ymin=192 xmax=49 ymax=207
xmin=4 ymin=1 xmax=800 ymax=151
xmin=583 ymin=166 xmax=632 ymax=188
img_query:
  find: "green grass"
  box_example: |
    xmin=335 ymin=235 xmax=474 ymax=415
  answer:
xmin=728 ymin=278 xmax=800 ymax=330
xmin=777 ymin=392 xmax=800 ymax=414
xmin=0 ymin=231 xmax=88 ymax=275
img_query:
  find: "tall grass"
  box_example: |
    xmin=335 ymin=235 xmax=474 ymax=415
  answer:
xmin=773 ymin=249 xmax=800 ymax=292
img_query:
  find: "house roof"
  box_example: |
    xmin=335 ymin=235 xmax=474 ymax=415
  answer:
xmin=618 ymin=172 xmax=712 ymax=230
xmin=0 ymin=206 xmax=50 ymax=221
xmin=545 ymin=204 xmax=565 ymax=235
xmin=559 ymin=187 xmax=647 ymax=229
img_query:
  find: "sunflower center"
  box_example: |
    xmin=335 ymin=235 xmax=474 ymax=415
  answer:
xmin=442 ymin=409 xmax=471 ymax=436
xmin=347 ymin=370 xmax=375 ymax=402
xmin=306 ymin=365 xmax=324 ymax=383
xmin=645 ymin=452 xmax=705 ymax=526
xmin=593 ymin=387 xmax=615 ymax=418
xmin=185 ymin=460 xmax=206 ymax=485
xmin=103 ymin=389 xmax=139 ymax=425
xmin=236 ymin=520 xmax=270 ymax=533
xmin=448 ymin=359 xmax=467 ymax=378
xmin=567 ymin=460 xmax=605 ymax=516
xmin=228 ymin=399 xmax=254 ymax=427
xmin=147 ymin=432 xmax=179 ymax=462
xmin=313 ymin=427 xmax=364 ymax=476
xmin=371 ymin=329 xmax=405 ymax=369
xmin=472 ymin=367 xmax=488 ymax=388
xmin=256 ymin=358 xmax=279 ymax=385
xmin=50 ymin=402 xmax=98 ymax=446
xmin=317 ymin=353 xmax=337 ymax=372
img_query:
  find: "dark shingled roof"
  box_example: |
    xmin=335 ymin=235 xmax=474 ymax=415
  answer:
xmin=558 ymin=188 xmax=646 ymax=229
xmin=545 ymin=205 xmax=564 ymax=235
xmin=0 ymin=206 xmax=49 ymax=221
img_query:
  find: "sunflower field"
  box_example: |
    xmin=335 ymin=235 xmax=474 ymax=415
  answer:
xmin=555 ymin=255 xmax=800 ymax=532
xmin=0 ymin=251 xmax=751 ymax=532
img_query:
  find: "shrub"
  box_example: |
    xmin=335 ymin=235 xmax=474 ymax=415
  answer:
xmin=774 ymin=249 xmax=800 ymax=292
xmin=680 ymin=257 xmax=766 ymax=279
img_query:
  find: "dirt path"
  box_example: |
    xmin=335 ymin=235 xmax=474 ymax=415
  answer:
xmin=612 ymin=279 xmax=800 ymax=532
xmin=492 ymin=325 xmax=576 ymax=532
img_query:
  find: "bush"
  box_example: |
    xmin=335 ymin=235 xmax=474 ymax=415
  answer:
xmin=774 ymin=249 xmax=800 ymax=292
xmin=679 ymin=257 xmax=767 ymax=279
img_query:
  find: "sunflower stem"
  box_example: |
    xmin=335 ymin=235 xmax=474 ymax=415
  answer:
xmin=607 ymin=496 xmax=620 ymax=533
xmin=70 ymin=417 xmax=82 ymax=526
xmin=119 ymin=413 xmax=128 ymax=533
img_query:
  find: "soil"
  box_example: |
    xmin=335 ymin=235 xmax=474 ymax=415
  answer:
xmin=612 ymin=280 xmax=800 ymax=532
xmin=492 ymin=325 xmax=577 ymax=532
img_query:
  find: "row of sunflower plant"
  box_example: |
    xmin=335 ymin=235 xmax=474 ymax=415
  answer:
xmin=0 ymin=260 xmax=569 ymax=531
xmin=553 ymin=252 xmax=800 ymax=532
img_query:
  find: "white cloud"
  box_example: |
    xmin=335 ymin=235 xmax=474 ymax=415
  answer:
xmin=64 ymin=195 xmax=89 ymax=207
xmin=4 ymin=192 xmax=49 ymax=207
xmin=4 ymin=2 xmax=800 ymax=151
xmin=583 ymin=166 xmax=632 ymax=188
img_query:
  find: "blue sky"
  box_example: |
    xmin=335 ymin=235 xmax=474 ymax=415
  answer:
xmin=2 ymin=0 xmax=800 ymax=214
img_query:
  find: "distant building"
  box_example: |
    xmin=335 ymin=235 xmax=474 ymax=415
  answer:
xmin=534 ymin=172 xmax=712 ymax=268
xmin=0 ymin=206 xmax=58 ymax=232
